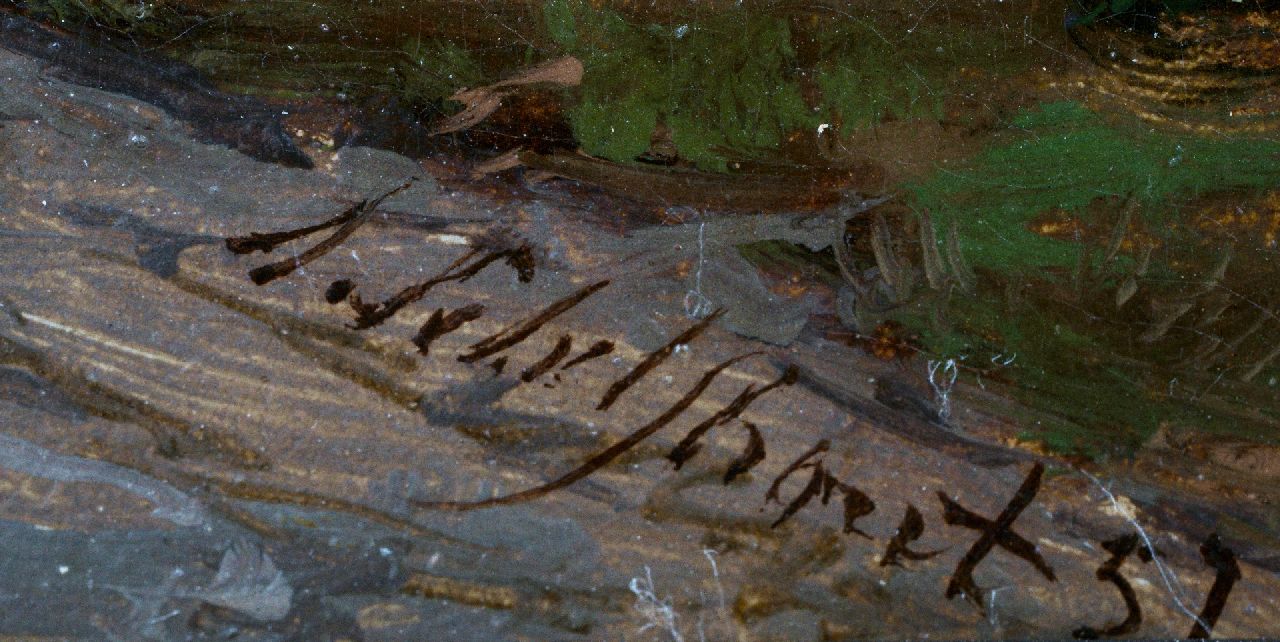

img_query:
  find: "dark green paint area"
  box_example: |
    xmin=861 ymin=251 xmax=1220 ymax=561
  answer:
xmin=889 ymin=101 xmax=1280 ymax=459
xmin=909 ymin=101 xmax=1280 ymax=274
xmin=19 ymin=0 xmax=189 ymax=36
xmin=397 ymin=37 xmax=486 ymax=105
xmin=537 ymin=1 xmax=1019 ymax=172
xmin=542 ymin=1 xmax=819 ymax=171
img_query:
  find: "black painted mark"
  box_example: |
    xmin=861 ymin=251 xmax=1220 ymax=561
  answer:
xmin=230 ymin=179 xmax=415 ymax=284
xmin=350 ymin=243 xmax=535 ymax=329
xmin=489 ymin=356 xmax=508 ymax=376
xmin=521 ymin=334 xmax=573 ymax=382
xmin=227 ymin=205 xmax=356 ymax=255
xmin=939 ymin=461 xmax=1054 ymax=612
xmin=325 ymin=279 xmax=355 ymax=304
xmin=880 ymin=504 xmax=944 ymax=567
xmin=412 ymin=352 xmax=759 ymax=511
xmin=596 ymin=308 xmax=725 ymax=411
xmin=1188 ymin=533 xmax=1241 ymax=639
xmin=457 ymin=280 xmax=610 ymax=363
xmin=412 ymin=304 xmax=485 ymax=356
xmin=667 ymin=365 xmax=799 ymax=470
xmin=723 ymin=420 xmax=765 ymax=484
xmin=765 ymin=439 xmax=876 ymax=537
xmin=1072 ymin=533 xmax=1153 ymax=639
xmin=561 ymin=339 xmax=615 ymax=371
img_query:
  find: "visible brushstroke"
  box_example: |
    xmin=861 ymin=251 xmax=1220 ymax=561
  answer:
xmin=0 ymin=294 xmax=25 ymax=326
xmin=667 ymin=365 xmax=799 ymax=469
xmin=521 ymin=334 xmax=572 ymax=382
xmin=870 ymin=211 xmax=907 ymax=295
xmin=722 ymin=420 xmax=766 ymax=484
xmin=325 ymin=279 xmax=356 ymax=304
xmin=518 ymin=150 xmax=869 ymax=211
xmin=0 ymin=13 xmax=313 ymax=168
xmin=490 ymin=356 xmax=508 ymax=376
xmin=103 ymin=539 xmax=293 ymax=622
xmin=0 ymin=432 xmax=208 ymax=527
xmin=432 ymin=56 xmax=583 ymax=135
xmin=560 ymin=339 xmax=615 ymax=371
xmin=880 ymin=504 xmax=944 ymax=567
xmin=1073 ymin=533 xmax=1152 ymax=639
xmin=401 ymin=573 xmax=518 ymax=610
xmin=596 ymin=308 xmax=724 ymax=411
xmin=350 ymin=243 xmax=534 ymax=329
xmin=918 ymin=208 xmax=947 ymax=290
xmin=19 ymin=254 xmax=425 ymax=419
xmin=941 ymin=490 xmax=1057 ymax=581
xmin=940 ymin=462 xmax=1053 ymax=612
xmin=765 ymin=439 xmax=876 ymax=537
xmin=412 ymin=304 xmax=485 ymax=356
xmin=787 ymin=360 xmax=1028 ymax=468
xmin=457 ymin=280 xmax=609 ymax=363
xmin=240 ymin=179 xmax=416 ymax=285
xmin=227 ymin=202 xmax=363 ymax=255
xmin=826 ymin=473 xmax=876 ymax=538
xmin=1188 ymin=533 xmax=1241 ymax=639
xmin=57 ymin=202 xmax=221 ymax=278
xmin=0 ymin=335 xmax=267 ymax=469
xmin=412 ymin=352 xmax=757 ymax=511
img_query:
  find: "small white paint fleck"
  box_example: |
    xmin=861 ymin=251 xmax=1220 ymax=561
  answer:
xmin=57 ymin=566 xmax=69 ymax=575
xmin=432 ymin=234 xmax=470 ymax=246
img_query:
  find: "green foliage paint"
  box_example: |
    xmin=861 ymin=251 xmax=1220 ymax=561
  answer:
xmin=909 ymin=101 xmax=1280 ymax=274
xmin=899 ymin=101 xmax=1280 ymax=459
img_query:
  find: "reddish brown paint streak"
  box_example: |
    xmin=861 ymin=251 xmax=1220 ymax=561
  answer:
xmin=521 ymin=334 xmax=573 ymax=382
xmin=457 ymin=280 xmax=609 ymax=363
xmin=596 ymin=309 xmax=724 ymax=411
xmin=231 ymin=178 xmax=415 ymax=285
xmin=411 ymin=352 xmax=762 ymax=511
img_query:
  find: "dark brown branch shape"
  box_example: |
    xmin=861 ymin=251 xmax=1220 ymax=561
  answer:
xmin=939 ymin=461 xmax=1053 ymax=613
xmin=350 ymin=243 xmax=535 ymax=329
xmin=412 ymin=304 xmax=485 ymax=356
xmin=667 ymin=365 xmax=799 ymax=469
xmin=233 ymin=178 xmax=415 ymax=285
xmin=596 ymin=309 xmax=725 ymax=411
xmin=560 ymin=339 xmax=615 ymax=371
xmin=1073 ymin=533 xmax=1153 ymax=639
xmin=411 ymin=351 xmax=760 ymax=511
xmin=1188 ymin=533 xmax=1241 ymax=639
xmin=722 ymin=420 xmax=765 ymax=484
xmin=457 ymin=280 xmax=609 ymax=363
xmin=521 ymin=334 xmax=572 ymax=382
xmin=880 ymin=504 xmax=944 ymax=567
xmin=227 ymin=204 xmax=362 ymax=255
xmin=765 ymin=439 xmax=876 ymax=538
